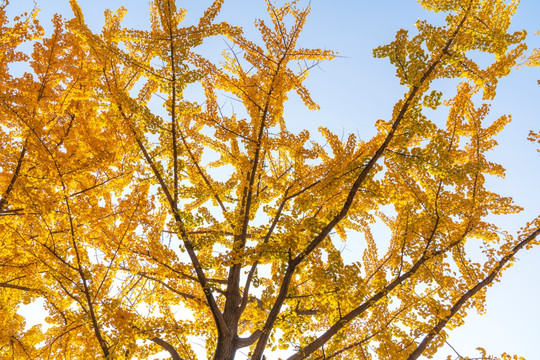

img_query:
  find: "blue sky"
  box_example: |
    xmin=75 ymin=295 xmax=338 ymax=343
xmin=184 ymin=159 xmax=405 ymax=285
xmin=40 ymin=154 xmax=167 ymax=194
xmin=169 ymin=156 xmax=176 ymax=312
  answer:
xmin=7 ymin=0 xmax=540 ymax=358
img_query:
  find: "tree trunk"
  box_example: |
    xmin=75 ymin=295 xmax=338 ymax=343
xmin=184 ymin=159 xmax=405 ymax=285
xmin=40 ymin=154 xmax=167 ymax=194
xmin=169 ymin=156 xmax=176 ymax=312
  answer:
xmin=213 ymin=334 xmax=238 ymax=360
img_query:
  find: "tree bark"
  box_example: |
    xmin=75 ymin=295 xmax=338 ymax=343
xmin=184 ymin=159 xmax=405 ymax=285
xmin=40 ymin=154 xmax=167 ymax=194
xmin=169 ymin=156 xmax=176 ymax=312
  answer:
xmin=213 ymin=334 xmax=238 ymax=360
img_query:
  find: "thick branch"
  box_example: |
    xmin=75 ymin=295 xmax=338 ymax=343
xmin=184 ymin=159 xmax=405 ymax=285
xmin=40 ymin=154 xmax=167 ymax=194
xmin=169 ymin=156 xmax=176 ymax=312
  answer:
xmin=407 ymin=226 xmax=540 ymax=360
xmin=252 ymin=11 xmax=470 ymax=358
xmin=239 ymin=187 xmax=291 ymax=316
xmin=65 ymin=195 xmax=110 ymax=357
xmin=0 ymin=282 xmax=40 ymax=292
xmin=167 ymin=10 xmax=179 ymax=209
xmin=287 ymin=230 xmax=467 ymax=360
xmin=236 ymin=330 xmax=262 ymax=348
xmin=150 ymin=337 xmax=185 ymax=360
xmin=0 ymin=144 xmax=26 ymax=212
xmin=221 ymin=48 xmax=288 ymax=345
xmin=128 ymin=120 xmax=228 ymax=334
xmin=101 ymin=61 xmax=227 ymax=332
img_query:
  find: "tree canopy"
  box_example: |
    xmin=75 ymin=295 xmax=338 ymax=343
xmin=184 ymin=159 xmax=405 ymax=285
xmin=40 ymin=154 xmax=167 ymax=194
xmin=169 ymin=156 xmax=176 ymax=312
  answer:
xmin=1 ymin=0 xmax=539 ymax=359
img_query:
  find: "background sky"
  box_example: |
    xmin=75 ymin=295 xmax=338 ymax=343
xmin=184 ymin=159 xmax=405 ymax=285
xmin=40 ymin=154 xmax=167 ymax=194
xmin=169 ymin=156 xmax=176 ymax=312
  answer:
xmin=7 ymin=0 xmax=540 ymax=359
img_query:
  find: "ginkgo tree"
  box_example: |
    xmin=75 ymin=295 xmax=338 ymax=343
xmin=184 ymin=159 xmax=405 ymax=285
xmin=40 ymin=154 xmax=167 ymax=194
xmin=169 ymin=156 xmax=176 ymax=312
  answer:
xmin=1 ymin=0 xmax=539 ymax=359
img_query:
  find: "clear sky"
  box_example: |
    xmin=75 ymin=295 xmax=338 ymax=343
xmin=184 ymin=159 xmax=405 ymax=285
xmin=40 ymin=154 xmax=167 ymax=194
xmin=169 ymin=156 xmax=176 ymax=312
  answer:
xmin=7 ymin=0 xmax=540 ymax=359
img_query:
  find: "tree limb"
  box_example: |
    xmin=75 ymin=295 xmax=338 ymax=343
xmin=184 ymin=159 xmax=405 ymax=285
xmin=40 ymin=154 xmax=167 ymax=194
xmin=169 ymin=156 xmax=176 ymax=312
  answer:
xmin=150 ymin=337 xmax=185 ymax=360
xmin=407 ymin=226 xmax=540 ymax=360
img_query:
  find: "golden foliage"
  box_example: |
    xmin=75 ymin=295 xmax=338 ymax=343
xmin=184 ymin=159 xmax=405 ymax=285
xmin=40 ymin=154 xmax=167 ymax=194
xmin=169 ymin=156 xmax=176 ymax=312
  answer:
xmin=0 ymin=0 xmax=538 ymax=359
